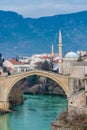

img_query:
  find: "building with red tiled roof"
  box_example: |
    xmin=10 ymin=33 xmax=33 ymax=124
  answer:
xmin=3 ymin=59 xmax=30 ymax=74
xmin=8 ymin=59 xmax=22 ymax=65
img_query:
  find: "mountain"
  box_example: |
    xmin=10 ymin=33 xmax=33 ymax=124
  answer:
xmin=0 ymin=10 xmax=87 ymax=58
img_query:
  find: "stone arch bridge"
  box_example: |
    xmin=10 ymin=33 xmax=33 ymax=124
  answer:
xmin=0 ymin=69 xmax=86 ymax=115
xmin=0 ymin=70 xmax=70 ymax=110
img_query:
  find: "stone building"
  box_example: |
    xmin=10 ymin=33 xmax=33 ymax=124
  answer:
xmin=3 ymin=59 xmax=30 ymax=74
xmin=58 ymin=30 xmax=87 ymax=116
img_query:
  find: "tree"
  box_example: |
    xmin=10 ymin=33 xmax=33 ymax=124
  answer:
xmin=0 ymin=53 xmax=2 ymax=60
xmin=0 ymin=53 xmax=3 ymax=66
xmin=27 ymin=75 xmax=39 ymax=86
xmin=77 ymin=51 xmax=83 ymax=61
xmin=15 ymin=56 xmax=19 ymax=61
xmin=41 ymin=60 xmax=50 ymax=71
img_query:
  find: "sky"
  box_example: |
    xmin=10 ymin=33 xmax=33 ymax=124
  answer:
xmin=0 ymin=0 xmax=87 ymax=18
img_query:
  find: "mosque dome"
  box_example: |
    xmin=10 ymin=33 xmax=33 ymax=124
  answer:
xmin=64 ymin=51 xmax=79 ymax=58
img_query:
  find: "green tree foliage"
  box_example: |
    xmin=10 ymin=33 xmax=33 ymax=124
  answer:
xmin=77 ymin=51 xmax=82 ymax=61
xmin=27 ymin=75 xmax=40 ymax=86
xmin=0 ymin=53 xmax=3 ymax=66
xmin=40 ymin=60 xmax=50 ymax=71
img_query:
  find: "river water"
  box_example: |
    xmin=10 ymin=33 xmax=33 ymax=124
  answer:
xmin=0 ymin=95 xmax=67 ymax=130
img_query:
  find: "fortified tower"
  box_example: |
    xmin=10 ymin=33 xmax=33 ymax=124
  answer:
xmin=58 ymin=30 xmax=63 ymax=73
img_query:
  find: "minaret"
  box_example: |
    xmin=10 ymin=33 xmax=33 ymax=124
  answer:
xmin=58 ymin=30 xmax=63 ymax=73
xmin=51 ymin=43 xmax=54 ymax=58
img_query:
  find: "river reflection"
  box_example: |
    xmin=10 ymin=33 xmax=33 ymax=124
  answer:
xmin=0 ymin=114 xmax=9 ymax=130
xmin=0 ymin=95 xmax=67 ymax=130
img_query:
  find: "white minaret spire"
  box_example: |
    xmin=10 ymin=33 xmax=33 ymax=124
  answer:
xmin=59 ymin=30 xmax=62 ymax=44
xmin=58 ymin=30 xmax=63 ymax=73
xmin=51 ymin=43 xmax=54 ymax=57
xmin=58 ymin=30 xmax=63 ymax=62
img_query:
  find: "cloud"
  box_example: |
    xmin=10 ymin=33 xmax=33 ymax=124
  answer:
xmin=0 ymin=0 xmax=87 ymax=17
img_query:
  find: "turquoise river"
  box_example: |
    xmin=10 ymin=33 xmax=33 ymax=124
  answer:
xmin=0 ymin=95 xmax=67 ymax=130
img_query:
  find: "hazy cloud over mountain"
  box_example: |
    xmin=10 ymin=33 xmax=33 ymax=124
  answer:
xmin=0 ymin=0 xmax=87 ymax=17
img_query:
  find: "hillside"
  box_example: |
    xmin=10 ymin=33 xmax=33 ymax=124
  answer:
xmin=0 ymin=10 xmax=87 ymax=57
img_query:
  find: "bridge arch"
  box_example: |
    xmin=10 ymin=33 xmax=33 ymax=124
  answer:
xmin=5 ymin=70 xmax=69 ymax=104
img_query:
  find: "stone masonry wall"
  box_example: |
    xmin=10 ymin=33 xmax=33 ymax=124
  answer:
xmin=68 ymin=91 xmax=86 ymax=116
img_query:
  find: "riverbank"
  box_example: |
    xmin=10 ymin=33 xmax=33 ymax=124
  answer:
xmin=0 ymin=109 xmax=12 ymax=115
xmin=51 ymin=111 xmax=87 ymax=130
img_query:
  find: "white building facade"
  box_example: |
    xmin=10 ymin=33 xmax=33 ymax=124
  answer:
xmin=3 ymin=59 xmax=30 ymax=74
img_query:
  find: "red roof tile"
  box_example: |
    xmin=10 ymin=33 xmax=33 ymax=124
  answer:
xmin=8 ymin=59 xmax=22 ymax=65
xmin=34 ymin=61 xmax=42 ymax=65
xmin=42 ymin=56 xmax=50 ymax=59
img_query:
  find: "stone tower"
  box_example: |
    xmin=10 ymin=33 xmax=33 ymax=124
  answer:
xmin=58 ymin=30 xmax=63 ymax=73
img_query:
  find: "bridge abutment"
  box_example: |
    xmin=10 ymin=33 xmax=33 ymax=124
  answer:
xmin=67 ymin=90 xmax=86 ymax=123
xmin=0 ymin=101 xmax=9 ymax=111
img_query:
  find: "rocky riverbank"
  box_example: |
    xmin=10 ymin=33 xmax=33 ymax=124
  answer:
xmin=21 ymin=76 xmax=66 ymax=97
xmin=51 ymin=111 xmax=87 ymax=130
xmin=0 ymin=109 xmax=12 ymax=115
